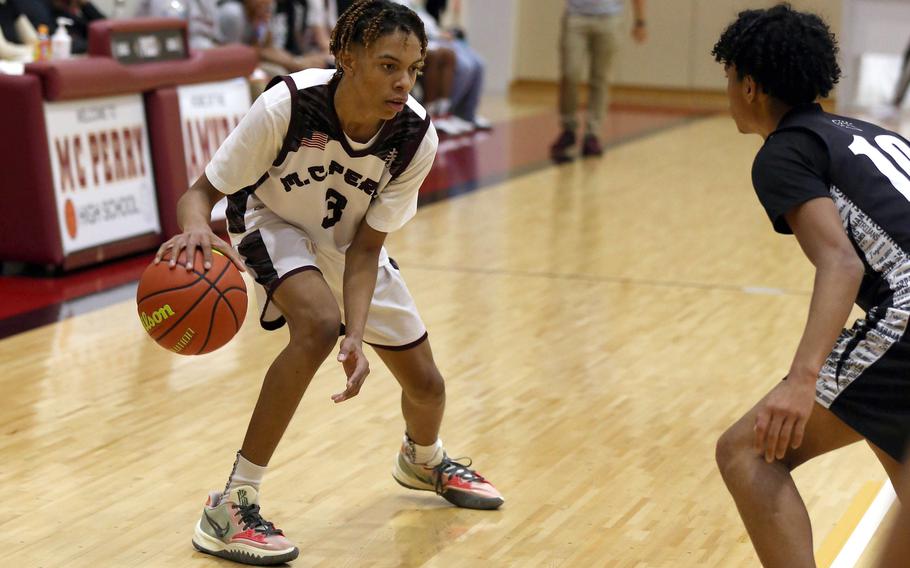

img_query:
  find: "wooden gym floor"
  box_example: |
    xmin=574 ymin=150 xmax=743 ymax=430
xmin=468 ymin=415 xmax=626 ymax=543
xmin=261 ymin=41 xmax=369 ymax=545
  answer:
xmin=0 ymin=90 xmax=900 ymax=567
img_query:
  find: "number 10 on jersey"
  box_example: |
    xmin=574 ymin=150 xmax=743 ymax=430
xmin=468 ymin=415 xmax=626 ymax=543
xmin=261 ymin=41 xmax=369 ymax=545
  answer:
xmin=849 ymin=134 xmax=910 ymax=200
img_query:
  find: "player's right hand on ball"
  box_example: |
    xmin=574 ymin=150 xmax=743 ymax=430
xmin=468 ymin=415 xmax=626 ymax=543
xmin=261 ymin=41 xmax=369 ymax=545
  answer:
xmin=154 ymin=226 xmax=247 ymax=273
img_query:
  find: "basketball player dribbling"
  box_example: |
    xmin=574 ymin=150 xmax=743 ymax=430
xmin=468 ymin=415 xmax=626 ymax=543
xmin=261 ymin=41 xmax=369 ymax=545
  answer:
xmin=711 ymin=5 xmax=910 ymax=567
xmin=154 ymin=1 xmax=502 ymax=564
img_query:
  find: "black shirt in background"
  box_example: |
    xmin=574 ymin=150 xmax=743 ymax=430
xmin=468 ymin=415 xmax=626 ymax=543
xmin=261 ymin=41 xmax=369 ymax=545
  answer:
xmin=0 ymin=0 xmax=26 ymax=44
xmin=51 ymin=2 xmax=106 ymax=54
xmin=336 ymin=0 xmax=355 ymax=17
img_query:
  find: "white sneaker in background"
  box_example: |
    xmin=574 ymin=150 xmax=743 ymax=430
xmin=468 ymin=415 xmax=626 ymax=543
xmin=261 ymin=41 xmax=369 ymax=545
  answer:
xmin=472 ymin=115 xmax=493 ymax=131
xmin=447 ymin=115 xmax=477 ymax=134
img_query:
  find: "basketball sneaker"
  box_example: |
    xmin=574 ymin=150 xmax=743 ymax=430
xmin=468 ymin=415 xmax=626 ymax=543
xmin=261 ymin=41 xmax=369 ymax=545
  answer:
xmin=192 ymin=486 xmax=299 ymax=566
xmin=392 ymin=442 xmax=504 ymax=510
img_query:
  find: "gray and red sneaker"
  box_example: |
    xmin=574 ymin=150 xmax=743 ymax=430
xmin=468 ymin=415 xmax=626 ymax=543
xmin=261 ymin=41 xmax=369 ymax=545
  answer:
xmin=192 ymin=486 xmax=298 ymax=566
xmin=392 ymin=448 xmax=504 ymax=510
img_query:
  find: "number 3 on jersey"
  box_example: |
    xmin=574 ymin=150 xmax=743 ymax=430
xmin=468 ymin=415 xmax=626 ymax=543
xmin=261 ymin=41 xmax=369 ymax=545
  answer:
xmin=849 ymin=134 xmax=910 ymax=200
xmin=322 ymin=188 xmax=348 ymax=228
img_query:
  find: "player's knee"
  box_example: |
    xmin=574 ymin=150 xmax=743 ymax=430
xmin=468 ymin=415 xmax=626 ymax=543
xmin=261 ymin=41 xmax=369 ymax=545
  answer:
xmin=286 ymin=308 xmax=340 ymax=354
xmin=715 ymin=424 xmax=749 ymax=477
xmin=406 ymin=370 xmax=446 ymax=404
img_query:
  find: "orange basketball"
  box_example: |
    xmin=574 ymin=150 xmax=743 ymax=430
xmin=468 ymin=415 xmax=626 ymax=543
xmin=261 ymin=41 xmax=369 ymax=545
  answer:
xmin=136 ymin=249 xmax=247 ymax=355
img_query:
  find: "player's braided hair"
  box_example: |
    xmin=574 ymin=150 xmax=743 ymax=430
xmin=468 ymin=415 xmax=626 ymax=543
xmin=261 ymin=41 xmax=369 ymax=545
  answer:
xmin=712 ymin=3 xmax=840 ymax=106
xmin=330 ymin=0 xmax=427 ymax=71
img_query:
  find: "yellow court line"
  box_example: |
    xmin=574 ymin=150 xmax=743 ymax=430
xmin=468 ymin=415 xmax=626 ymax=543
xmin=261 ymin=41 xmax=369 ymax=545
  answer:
xmin=815 ymin=480 xmax=886 ymax=568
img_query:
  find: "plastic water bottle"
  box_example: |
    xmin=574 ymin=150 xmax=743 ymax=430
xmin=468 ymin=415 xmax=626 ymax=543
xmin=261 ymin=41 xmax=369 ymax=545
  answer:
xmin=34 ymin=24 xmax=51 ymax=61
xmin=51 ymin=18 xmax=73 ymax=60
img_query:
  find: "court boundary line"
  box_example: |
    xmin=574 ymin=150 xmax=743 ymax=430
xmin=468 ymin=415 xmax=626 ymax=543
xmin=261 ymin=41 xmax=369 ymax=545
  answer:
xmin=816 ymin=479 xmax=896 ymax=568
xmin=403 ymin=263 xmax=811 ymax=297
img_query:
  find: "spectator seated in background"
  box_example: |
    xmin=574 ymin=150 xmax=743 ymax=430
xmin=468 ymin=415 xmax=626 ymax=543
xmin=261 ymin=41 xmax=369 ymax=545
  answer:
xmin=395 ymin=0 xmax=489 ymax=134
xmin=287 ymin=0 xmax=333 ymax=63
xmin=420 ymin=44 xmax=471 ymax=136
xmin=41 ymin=0 xmax=105 ymax=54
xmin=423 ymin=0 xmax=446 ymax=24
xmin=220 ymin=0 xmax=333 ymax=76
xmin=136 ymin=0 xmax=225 ymax=50
xmin=0 ymin=0 xmax=37 ymax=61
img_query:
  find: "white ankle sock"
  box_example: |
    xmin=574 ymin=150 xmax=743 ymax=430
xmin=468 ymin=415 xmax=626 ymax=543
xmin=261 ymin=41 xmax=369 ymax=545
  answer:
xmin=403 ymin=434 xmax=444 ymax=466
xmin=224 ymin=451 xmax=267 ymax=495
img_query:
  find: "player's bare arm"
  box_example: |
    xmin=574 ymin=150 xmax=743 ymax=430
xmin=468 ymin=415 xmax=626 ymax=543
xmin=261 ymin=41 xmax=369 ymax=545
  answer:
xmin=154 ymin=174 xmax=246 ymax=273
xmin=332 ymin=220 xmax=388 ymax=403
xmin=754 ymin=197 xmax=864 ymax=462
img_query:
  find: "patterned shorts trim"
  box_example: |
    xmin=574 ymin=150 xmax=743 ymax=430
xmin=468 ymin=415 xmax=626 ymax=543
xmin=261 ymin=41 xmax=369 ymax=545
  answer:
xmin=818 ymin=305 xmax=910 ymax=460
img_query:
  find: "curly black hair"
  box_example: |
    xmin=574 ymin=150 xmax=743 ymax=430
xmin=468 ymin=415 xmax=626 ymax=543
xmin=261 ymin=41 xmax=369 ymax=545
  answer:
xmin=330 ymin=0 xmax=428 ymax=63
xmin=712 ymin=3 xmax=841 ymax=106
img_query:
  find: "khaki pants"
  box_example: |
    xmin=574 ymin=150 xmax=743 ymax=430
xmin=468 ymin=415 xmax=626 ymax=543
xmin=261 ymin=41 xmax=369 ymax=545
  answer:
xmin=558 ymin=13 xmax=622 ymax=136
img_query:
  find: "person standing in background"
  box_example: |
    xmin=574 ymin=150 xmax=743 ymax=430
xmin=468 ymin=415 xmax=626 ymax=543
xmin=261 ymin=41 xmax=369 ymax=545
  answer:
xmin=550 ymin=0 xmax=646 ymax=163
xmin=219 ymin=0 xmax=332 ymax=75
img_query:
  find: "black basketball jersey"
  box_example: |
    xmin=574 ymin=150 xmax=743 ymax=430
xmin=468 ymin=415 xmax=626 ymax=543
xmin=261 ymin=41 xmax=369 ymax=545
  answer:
xmin=752 ymin=103 xmax=910 ymax=310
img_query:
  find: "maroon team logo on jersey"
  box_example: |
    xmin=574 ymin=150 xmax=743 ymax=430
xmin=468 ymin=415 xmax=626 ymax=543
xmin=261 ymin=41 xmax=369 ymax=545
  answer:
xmin=300 ymin=130 xmax=328 ymax=150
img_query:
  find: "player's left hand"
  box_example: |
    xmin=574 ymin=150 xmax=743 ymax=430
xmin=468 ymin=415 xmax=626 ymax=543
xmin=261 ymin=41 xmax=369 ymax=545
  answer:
xmin=753 ymin=377 xmax=816 ymax=463
xmin=332 ymin=336 xmax=370 ymax=403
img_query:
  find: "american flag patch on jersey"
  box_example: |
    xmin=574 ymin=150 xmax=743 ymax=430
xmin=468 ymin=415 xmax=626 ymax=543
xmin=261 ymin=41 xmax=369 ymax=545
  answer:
xmin=300 ymin=130 xmax=328 ymax=150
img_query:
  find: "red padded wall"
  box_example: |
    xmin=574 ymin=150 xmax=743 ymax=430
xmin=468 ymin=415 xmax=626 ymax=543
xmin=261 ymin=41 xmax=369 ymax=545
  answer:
xmin=144 ymin=88 xmax=188 ymax=239
xmin=0 ymin=75 xmax=64 ymax=265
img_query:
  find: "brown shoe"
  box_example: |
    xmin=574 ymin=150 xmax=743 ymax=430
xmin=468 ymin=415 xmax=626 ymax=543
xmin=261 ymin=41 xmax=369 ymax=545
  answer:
xmin=550 ymin=130 xmax=576 ymax=163
xmin=581 ymin=133 xmax=603 ymax=157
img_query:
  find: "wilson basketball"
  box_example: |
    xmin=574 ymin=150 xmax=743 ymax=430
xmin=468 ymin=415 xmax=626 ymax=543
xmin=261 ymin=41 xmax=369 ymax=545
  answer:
xmin=136 ymin=249 xmax=247 ymax=355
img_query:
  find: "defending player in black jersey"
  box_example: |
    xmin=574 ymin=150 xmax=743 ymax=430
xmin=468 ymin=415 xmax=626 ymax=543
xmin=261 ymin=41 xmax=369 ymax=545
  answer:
xmin=712 ymin=5 xmax=910 ymax=567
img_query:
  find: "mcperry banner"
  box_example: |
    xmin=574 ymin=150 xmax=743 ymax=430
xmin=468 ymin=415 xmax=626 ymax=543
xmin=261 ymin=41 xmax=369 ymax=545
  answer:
xmin=45 ymin=94 xmax=160 ymax=255
xmin=177 ymin=78 xmax=251 ymax=221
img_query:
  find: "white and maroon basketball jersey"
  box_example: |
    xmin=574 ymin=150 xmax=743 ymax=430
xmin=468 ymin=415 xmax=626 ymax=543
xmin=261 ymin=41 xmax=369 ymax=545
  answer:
xmin=206 ymin=68 xmax=437 ymax=263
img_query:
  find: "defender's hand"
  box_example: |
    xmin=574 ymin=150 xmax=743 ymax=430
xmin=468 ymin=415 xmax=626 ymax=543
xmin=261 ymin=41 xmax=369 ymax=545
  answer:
xmin=753 ymin=377 xmax=816 ymax=462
